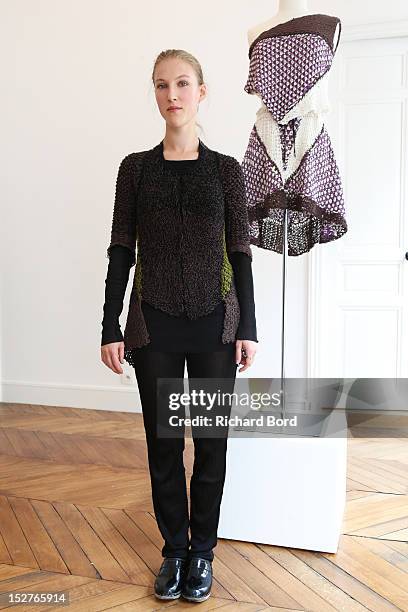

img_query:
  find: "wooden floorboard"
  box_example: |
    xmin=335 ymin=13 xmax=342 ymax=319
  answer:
xmin=0 ymin=403 xmax=406 ymax=610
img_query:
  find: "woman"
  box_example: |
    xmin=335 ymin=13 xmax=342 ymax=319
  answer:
xmin=101 ymin=49 xmax=258 ymax=603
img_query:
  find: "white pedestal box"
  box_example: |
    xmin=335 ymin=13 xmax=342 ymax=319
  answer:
xmin=218 ymin=409 xmax=347 ymax=553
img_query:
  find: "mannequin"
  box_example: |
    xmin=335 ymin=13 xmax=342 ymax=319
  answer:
xmin=248 ymin=0 xmax=340 ymax=55
xmin=242 ymin=0 xmax=344 ymax=419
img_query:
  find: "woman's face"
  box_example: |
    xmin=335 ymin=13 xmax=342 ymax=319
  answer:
xmin=154 ymin=58 xmax=205 ymax=129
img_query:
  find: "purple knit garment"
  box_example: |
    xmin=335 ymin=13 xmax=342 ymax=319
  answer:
xmin=242 ymin=13 xmax=347 ymax=255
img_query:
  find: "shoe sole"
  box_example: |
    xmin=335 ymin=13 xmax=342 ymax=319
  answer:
xmin=181 ymin=591 xmax=211 ymax=602
xmin=154 ymin=592 xmax=181 ymax=600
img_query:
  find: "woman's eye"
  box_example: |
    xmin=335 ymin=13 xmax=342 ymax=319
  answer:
xmin=157 ymin=81 xmax=189 ymax=89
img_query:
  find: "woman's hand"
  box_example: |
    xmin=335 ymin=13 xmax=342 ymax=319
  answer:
xmin=101 ymin=341 xmax=125 ymax=374
xmin=235 ymin=339 xmax=258 ymax=373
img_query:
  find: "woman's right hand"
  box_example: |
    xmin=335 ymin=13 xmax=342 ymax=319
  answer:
xmin=101 ymin=341 xmax=125 ymax=374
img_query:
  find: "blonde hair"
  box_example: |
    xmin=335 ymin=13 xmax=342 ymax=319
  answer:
xmin=152 ymin=49 xmax=205 ymax=136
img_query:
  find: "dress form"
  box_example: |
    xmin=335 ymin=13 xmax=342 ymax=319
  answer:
xmin=244 ymin=0 xmax=343 ymax=419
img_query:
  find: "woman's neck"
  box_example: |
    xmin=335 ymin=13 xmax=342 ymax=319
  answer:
xmin=162 ymin=134 xmax=200 ymax=160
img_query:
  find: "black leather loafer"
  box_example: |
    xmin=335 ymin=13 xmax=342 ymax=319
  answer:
xmin=181 ymin=557 xmax=212 ymax=602
xmin=154 ymin=557 xmax=187 ymax=600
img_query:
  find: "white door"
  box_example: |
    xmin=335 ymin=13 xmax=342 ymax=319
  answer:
xmin=310 ymin=33 xmax=408 ymax=378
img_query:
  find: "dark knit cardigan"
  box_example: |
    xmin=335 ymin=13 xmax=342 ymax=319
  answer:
xmin=106 ymin=138 xmax=254 ymax=363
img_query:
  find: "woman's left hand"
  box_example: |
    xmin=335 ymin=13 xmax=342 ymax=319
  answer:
xmin=235 ymin=339 xmax=258 ymax=373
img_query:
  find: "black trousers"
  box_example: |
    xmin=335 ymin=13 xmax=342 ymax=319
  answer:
xmin=132 ymin=344 xmax=238 ymax=562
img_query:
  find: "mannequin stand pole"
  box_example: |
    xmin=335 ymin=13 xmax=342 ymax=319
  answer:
xmin=280 ymin=208 xmax=288 ymax=419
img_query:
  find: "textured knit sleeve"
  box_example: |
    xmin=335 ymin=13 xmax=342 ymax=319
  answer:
xmin=106 ymin=153 xmax=138 ymax=267
xmin=223 ymin=156 xmax=253 ymax=260
xmin=101 ymin=245 xmax=133 ymax=346
xmin=229 ymin=252 xmax=258 ymax=342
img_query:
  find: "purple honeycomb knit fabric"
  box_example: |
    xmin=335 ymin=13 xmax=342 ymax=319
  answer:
xmin=242 ymin=13 xmax=347 ymax=255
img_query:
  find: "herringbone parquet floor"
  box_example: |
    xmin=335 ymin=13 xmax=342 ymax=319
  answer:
xmin=0 ymin=403 xmax=406 ymax=611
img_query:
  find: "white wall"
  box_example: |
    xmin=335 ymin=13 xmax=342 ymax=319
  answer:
xmin=2 ymin=1 xmax=408 ymax=410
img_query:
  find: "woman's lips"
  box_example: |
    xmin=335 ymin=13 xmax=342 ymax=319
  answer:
xmin=168 ymin=107 xmax=182 ymax=112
